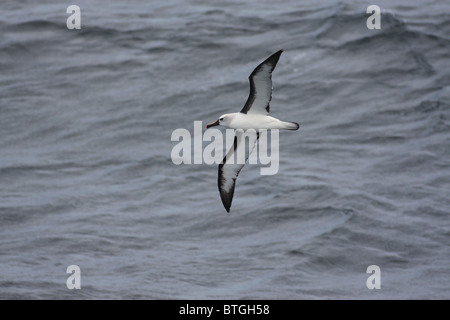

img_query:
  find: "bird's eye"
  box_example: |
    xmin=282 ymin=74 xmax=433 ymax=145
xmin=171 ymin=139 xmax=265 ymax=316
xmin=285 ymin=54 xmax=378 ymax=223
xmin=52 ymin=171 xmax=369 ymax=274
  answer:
xmin=219 ymin=118 xmax=224 ymax=121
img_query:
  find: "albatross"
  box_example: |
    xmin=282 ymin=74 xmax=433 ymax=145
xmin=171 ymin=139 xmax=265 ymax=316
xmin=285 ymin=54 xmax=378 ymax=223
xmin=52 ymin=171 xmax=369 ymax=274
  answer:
xmin=206 ymin=49 xmax=299 ymax=212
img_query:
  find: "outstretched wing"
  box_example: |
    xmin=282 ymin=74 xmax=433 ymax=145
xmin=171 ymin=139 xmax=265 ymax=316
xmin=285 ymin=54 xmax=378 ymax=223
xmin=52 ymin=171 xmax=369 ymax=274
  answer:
xmin=240 ymin=50 xmax=283 ymax=115
xmin=218 ymin=129 xmax=259 ymax=212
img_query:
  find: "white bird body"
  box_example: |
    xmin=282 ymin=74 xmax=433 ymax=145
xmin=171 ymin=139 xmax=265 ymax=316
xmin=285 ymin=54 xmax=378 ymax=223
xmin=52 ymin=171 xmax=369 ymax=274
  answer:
xmin=219 ymin=112 xmax=299 ymax=130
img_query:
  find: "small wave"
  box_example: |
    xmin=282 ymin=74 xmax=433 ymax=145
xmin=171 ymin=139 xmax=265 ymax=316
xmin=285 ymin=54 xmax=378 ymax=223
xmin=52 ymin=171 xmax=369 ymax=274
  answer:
xmin=6 ymin=20 xmax=62 ymax=31
xmin=55 ymin=59 xmax=147 ymax=75
xmin=325 ymin=9 xmax=450 ymax=53
xmin=0 ymin=41 xmax=31 ymax=56
xmin=0 ymin=202 xmax=71 ymax=225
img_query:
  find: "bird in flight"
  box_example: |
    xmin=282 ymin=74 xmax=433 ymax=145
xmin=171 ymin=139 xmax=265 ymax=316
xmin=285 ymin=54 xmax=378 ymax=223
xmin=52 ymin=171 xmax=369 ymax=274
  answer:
xmin=206 ymin=50 xmax=299 ymax=212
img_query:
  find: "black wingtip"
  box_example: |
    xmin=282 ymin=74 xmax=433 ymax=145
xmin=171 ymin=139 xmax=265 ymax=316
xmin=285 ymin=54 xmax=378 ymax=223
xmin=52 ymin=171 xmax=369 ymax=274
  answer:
xmin=273 ymin=49 xmax=283 ymax=55
xmin=220 ymin=191 xmax=233 ymax=213
xmin=266 ymin=49 xmax=283 ymax=66
xmin=254 ymin=50 xmax=284 ymax=72
xmin=222 ymin=200 xmax=231 ymax=213
xmin=274 ymin=49 xmax=284 ymax=57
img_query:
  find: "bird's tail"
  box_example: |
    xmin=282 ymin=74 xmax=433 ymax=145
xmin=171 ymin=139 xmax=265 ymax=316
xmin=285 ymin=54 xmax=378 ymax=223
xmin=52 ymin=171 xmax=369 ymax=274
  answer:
xmin=281 ymin=121 xmax=300 ymax=130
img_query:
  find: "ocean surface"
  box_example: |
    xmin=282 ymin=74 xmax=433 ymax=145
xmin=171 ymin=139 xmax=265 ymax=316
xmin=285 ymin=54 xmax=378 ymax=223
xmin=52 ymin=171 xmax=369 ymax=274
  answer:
xmin=0 ymin=0 xmax=449 ymax=299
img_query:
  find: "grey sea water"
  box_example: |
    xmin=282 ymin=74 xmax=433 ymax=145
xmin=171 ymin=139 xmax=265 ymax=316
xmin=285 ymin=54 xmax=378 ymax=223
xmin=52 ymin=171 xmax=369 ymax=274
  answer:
xmin=0 ymin=0 xmax=449 ymax=299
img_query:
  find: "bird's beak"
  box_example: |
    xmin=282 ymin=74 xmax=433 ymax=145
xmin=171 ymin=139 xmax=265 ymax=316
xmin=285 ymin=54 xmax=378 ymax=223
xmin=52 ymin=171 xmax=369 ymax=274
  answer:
xmin=206 ymin=120 xmax=220 ymax=128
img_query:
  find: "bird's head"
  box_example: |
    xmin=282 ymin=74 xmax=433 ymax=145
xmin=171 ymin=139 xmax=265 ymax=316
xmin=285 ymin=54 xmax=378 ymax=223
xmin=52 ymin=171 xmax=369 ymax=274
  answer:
xmin=206 ymin=113 xmax=234 ymax=128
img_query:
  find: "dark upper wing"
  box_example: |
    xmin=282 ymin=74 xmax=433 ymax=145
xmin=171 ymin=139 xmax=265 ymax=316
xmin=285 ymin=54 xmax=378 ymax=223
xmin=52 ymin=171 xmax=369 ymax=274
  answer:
xmin=218 ymin=129 xmax=259 ymax=213
xmin=240 ymin=50 xmax=283 ymax=115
